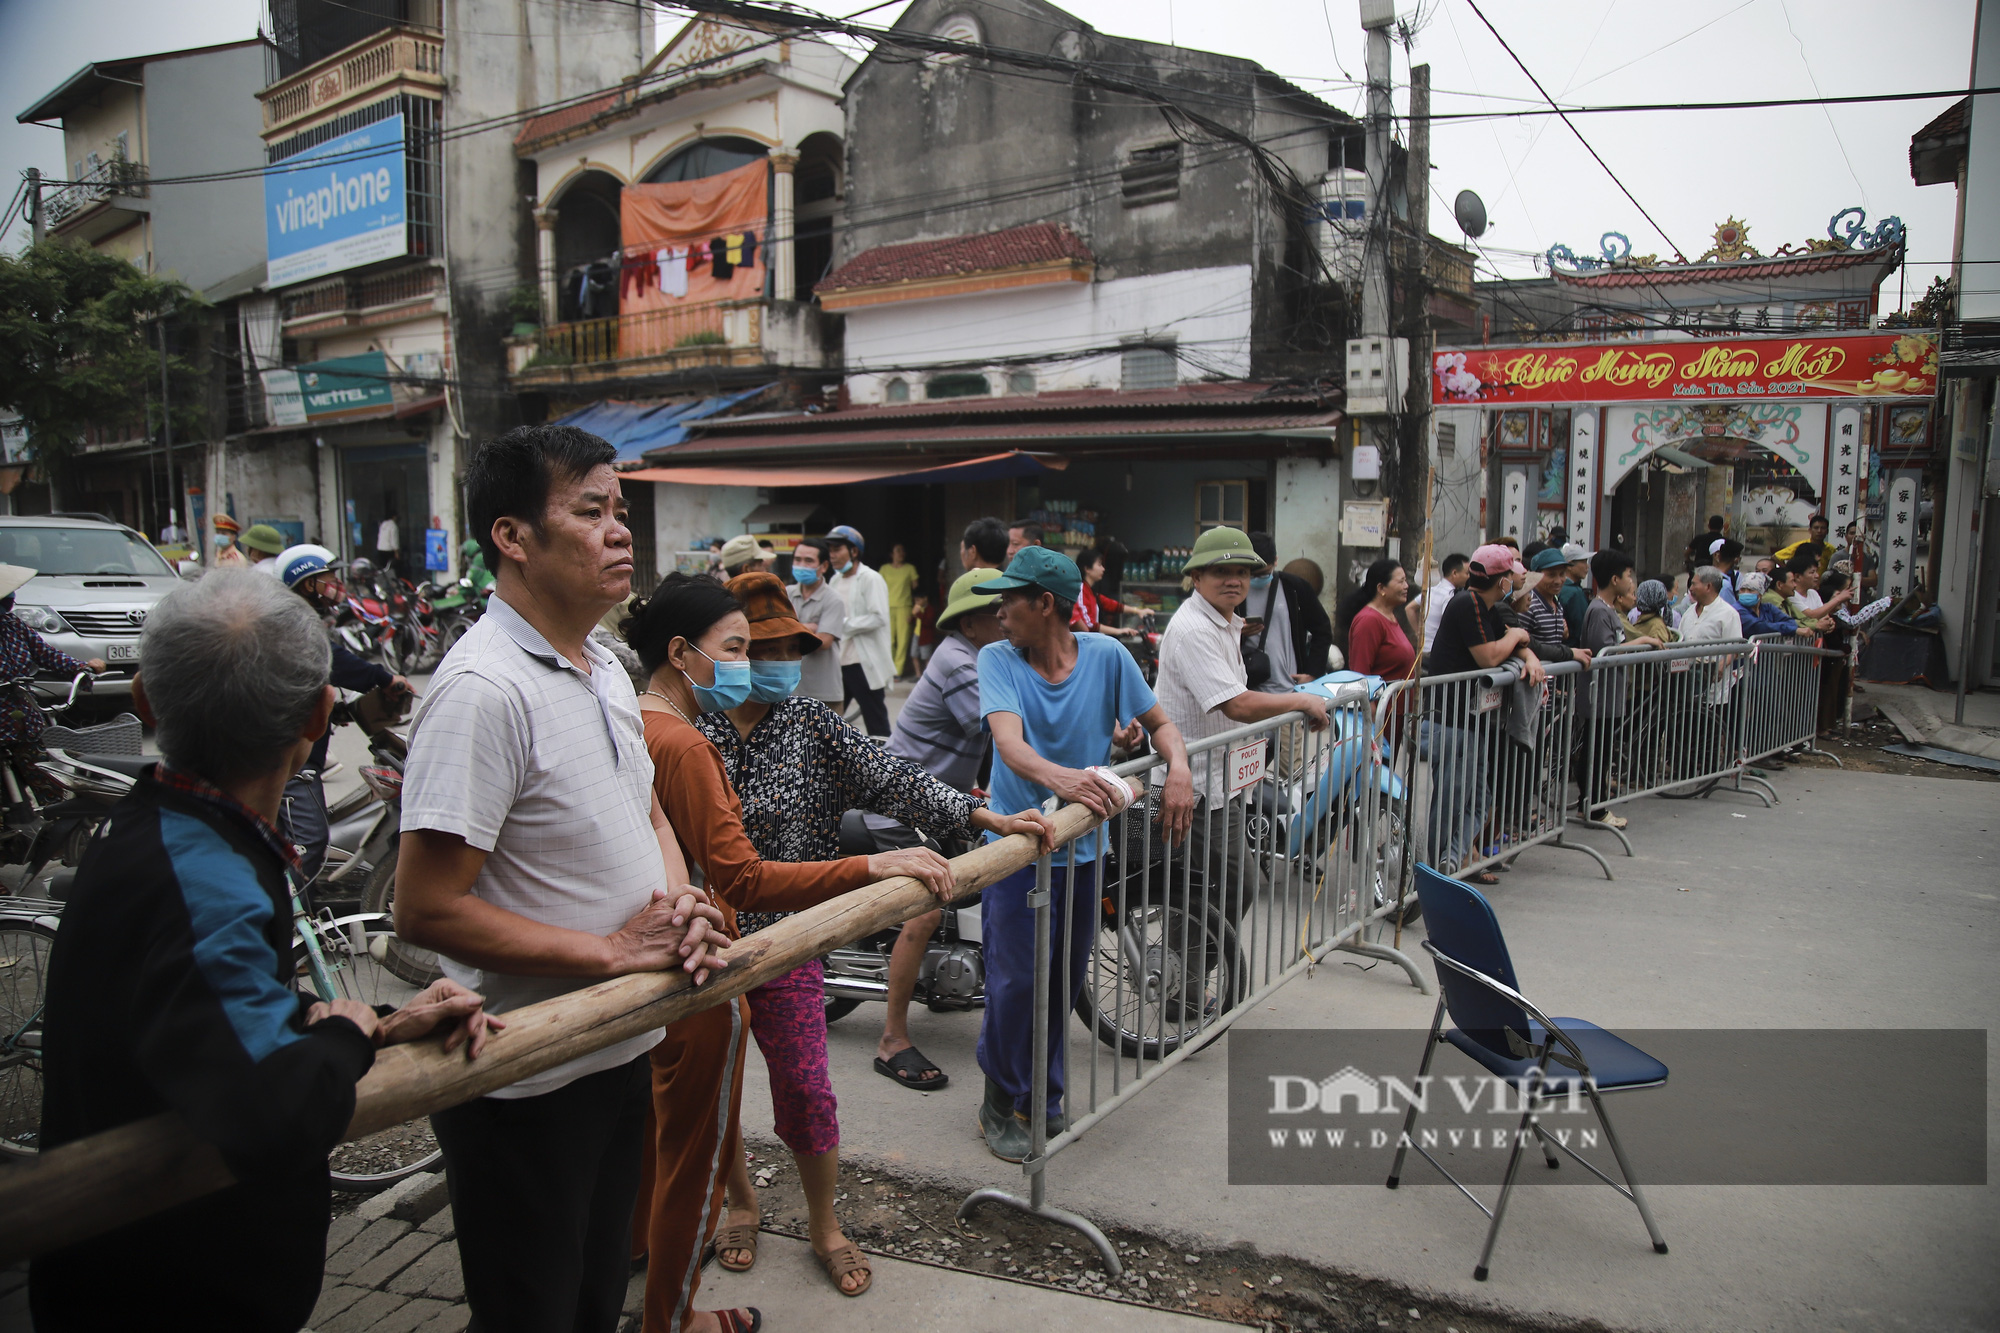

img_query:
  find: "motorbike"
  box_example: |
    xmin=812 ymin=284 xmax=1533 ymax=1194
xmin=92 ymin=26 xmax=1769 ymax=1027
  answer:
xmin=2 ymin=672 xmax=141 ymax=890
xmin=1244 ymin=670 xmax=1417 ymax=925
xmin=819 ymin=791 xmax=1248 ymax=1061
xmin=336 ymin=584 xmax=401 ymax=673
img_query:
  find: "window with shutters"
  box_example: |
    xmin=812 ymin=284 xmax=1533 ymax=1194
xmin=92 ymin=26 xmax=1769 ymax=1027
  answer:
xmin=1437 ymin=421 xmax=1457 ymax=459
xmin=1120 ymin=346 xmax=1177 ymax=391
xmin=1120 ymin=141 xmax=1181 ymax=207
xmin=926 ymin=373 xmax=990 ymax=399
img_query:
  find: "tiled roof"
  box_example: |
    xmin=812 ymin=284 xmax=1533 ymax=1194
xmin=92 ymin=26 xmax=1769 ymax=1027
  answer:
xmin=514 ymin=90 xmax=624 ymax=148
xmin=650 ymin=409 xmax=1344 ymax=460
xmin=816 ymin=223 xmax=1095 ymax=294
xmin=1553 ymin=248 xmax=1893 ymax=288
xmin=693 ymin=382 xmax=1335 ymax=431
xmin=1912 ymin=96 xmax=1969 ymax=146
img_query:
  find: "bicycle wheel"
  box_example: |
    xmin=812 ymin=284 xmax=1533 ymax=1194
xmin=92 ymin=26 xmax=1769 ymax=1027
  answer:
xmin=1077 ymin=901 xmax=1242 ymax=1060
xmin=359 ymin=844 xmax=443 ymax=988
xmin=292 ymin=913 xmax=442 ymax=1191
xmin=0 ymin=917 xmax=57 ymax=1156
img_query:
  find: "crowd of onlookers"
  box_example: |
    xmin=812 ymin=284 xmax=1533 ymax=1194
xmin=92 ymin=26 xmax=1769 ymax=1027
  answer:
xmin=26 ymin=411 xmax=1885 ymax=1333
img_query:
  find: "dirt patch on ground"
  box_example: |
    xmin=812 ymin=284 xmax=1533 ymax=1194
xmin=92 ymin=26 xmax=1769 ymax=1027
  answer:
xmin=1784 ymin=713 xmax=1999 ymax=783
xmin=741 ymin=1142 xmax=1620 ymax=1333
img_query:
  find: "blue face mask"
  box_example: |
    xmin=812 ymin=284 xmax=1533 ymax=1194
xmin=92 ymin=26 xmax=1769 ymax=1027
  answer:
xmin=1249 ymin=574 xmax=1274 ymax=592
xmin=683 ymin=646 xmax=753 ymax=712
xmin=1737 ymin=592 xmax=1758 ymax=608
xmin=748 ymin=658 xmax=802 ymax=703
xmin=794 ymin=563 xmax=820 ymax=587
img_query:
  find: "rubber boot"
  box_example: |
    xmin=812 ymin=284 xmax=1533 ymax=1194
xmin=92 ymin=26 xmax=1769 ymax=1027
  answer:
xmin=979 ymin=1077 xmax=1031 ymax=1162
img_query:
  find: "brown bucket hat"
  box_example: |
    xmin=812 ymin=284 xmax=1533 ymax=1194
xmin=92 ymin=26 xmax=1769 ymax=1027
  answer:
xmin=726 ymin=571 xmax=821 ymax=654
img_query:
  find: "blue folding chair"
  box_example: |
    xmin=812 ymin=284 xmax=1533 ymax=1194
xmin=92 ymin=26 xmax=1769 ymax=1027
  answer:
xmin=1386 ymin=863 xmax=1669 ymax=1281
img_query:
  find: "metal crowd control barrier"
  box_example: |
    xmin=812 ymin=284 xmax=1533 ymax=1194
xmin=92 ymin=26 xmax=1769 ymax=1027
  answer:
xmin=1375 ymin=660 xmax=1612 ymax=883
xmin=960 ymin=689 xmax=1429 ymax=1273
xmin=1572 ymin=638 xmax=1843 ymax=848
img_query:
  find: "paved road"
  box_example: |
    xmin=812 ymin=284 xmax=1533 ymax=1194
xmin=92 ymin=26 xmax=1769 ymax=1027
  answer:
xmin=786 ymin=762 xmax=1999 ymax=1333
xmin=5 ymin=702 xmax=1991 ymax=1332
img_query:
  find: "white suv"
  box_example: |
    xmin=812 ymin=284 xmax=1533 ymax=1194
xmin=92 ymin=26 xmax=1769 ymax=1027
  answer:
xmin=0 ymin=514 xmax=186 ymax=697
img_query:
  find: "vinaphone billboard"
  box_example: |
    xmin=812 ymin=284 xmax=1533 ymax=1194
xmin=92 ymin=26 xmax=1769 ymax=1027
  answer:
xmin=264 ymin=114 xmax=408 ymax=288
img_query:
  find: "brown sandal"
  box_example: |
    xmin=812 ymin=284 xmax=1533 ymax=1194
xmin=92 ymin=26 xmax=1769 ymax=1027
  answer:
xmin=710 ymin=1221 xmax=759 ymax=1273
xmin=815 ymin=1240 xmax=873 ymax=1296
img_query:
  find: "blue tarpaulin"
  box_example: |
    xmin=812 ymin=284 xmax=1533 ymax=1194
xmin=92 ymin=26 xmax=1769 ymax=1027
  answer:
xmin=552 ymin=386 xmax=769 ymax=462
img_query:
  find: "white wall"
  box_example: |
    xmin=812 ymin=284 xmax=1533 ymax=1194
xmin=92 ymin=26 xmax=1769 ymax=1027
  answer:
xmin=1274 ymin=457 xmax=1342 ymax=623
xmin=650 ymin=480 xmax=763 ymax=558
xmin=842 ymin=265 xmax=1254 ymax=403
xmin=205 ymin=437 xmax=322 ymax=548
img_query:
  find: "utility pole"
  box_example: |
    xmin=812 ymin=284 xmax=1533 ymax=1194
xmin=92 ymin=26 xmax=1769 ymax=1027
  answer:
xmin=26 ymin=169 xmax=43 ymax=246
xmin=1398 ymin=64 xmax=1433 ymax=577
xmin=1360 ymin=1 xmax=1394 ymax=338
xmin=157 ymin=316 xmax=175 ymax=539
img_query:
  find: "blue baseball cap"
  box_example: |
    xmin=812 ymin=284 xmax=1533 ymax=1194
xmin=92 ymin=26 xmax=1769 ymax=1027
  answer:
xmin=972 ymin=545 xmax=1083 ymax=605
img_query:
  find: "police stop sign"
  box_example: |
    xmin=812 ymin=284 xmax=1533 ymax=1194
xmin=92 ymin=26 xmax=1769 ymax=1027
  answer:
xmin=1227 ymin=740 xmax=1267 ymax=794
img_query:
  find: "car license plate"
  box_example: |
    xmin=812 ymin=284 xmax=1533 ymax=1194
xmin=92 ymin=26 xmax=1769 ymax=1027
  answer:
xmin=106 ymin=642 xmax=141 ymax=661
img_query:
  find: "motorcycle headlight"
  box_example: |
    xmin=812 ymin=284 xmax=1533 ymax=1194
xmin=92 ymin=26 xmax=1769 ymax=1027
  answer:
xmin=13 ymin=604 xmax=69 ymax=634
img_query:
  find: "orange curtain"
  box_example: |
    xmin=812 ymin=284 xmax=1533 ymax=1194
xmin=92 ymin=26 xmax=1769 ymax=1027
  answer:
xmin=618 ymin=160 xmax=768 ymax=357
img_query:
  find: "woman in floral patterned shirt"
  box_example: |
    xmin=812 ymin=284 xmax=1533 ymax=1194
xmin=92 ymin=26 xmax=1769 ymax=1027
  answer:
xmin=0 ymin=563 xmax=105 ymax=751
xmin=694 ymin=572 xmax=1050 ymax=1300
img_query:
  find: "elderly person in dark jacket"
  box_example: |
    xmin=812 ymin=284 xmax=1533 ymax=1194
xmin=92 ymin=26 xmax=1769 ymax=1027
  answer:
xmin=30 ymin=571 xmax=495 ymax=1333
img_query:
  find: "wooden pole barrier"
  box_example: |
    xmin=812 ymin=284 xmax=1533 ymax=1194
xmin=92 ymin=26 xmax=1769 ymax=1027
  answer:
xmin=0 ymin=794 xmax=1125 ymax=1265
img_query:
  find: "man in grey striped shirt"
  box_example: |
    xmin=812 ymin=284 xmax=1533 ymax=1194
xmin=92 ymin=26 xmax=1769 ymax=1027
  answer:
xmin=870 ymin=568 xmax=1009 ymax=1090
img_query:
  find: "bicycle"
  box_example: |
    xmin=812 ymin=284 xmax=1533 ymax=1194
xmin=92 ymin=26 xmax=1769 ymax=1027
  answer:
xmin=289 ymin=867 xmax=444 ymax=1192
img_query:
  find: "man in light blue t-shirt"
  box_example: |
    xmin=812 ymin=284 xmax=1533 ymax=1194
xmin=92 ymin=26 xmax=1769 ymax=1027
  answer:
xmin=971 ymin=546 xmax=1194 ymax=1162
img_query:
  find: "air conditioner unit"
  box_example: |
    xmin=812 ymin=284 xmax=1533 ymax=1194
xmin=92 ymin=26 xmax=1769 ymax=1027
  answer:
xmin=1344 ymin=336 xmax=1409 ymax=415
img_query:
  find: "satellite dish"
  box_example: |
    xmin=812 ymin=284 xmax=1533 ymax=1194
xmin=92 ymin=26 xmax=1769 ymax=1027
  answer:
xmin=1454 ymin=189 xmax=1488 ymax=239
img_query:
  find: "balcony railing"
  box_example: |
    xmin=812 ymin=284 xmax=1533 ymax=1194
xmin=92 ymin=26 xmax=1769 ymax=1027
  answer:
xmin=535 ymin=301 xmax=741 ymax=367
xmin=259 ymin=27 xmax=444 ymax=137
xmin=282 ymin=264 xmax=443 ymax=327
xmin=45 ymin=157 xmax=149 ymax=230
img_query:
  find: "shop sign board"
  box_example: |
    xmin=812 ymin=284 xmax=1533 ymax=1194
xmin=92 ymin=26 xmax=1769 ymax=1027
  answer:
xmin=260 ymin=369 xmax=308 ymax=426
xmin=265 ymin=113 xmax=408 ymax=288
xmin=300 ymin=352 xmax=395 ymax=422
xmin=1433 ymin=333 xmax=1937 ymax=406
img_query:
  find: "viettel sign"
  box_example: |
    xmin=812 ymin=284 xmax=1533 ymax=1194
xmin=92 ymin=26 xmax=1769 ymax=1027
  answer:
xmin=1433 ymin=332 xmax=1937 ymax=405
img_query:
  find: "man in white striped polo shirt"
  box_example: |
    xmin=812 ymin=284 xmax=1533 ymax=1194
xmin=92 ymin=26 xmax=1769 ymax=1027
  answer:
xmin=396 ymin=425 xmax=730 ymax=1333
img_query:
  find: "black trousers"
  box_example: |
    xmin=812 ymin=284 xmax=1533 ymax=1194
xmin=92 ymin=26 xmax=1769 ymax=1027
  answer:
xmin=841 ymin=662 xmax=890 ymax=736
xmin=431 ymin=1056 xmax=649 ymax=1333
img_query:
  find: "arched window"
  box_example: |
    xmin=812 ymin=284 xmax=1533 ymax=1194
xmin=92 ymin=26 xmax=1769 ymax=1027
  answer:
xmin=884 ymin=378 xmax=910 ymax=404
xmin=644 ymin=136 xmax=768 ymax=184
xmin=1006 ymin=370 xmax=1037 ymax=395
xmin=552 ymin=169 xmax=625 ymax=321
xmin=930 ymin=12 xmax=982 ymax=62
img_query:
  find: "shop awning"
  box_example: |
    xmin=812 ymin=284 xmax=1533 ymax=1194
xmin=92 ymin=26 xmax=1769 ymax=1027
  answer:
xmin=553 ymin=386 xmax=769 ymax=462
xmin=622 ymin=449 xmax=1068 ymax=489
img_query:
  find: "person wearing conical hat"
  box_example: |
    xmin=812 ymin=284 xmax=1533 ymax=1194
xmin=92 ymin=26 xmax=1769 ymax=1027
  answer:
xmin=0 ymin=563 xmax=105 ymax=747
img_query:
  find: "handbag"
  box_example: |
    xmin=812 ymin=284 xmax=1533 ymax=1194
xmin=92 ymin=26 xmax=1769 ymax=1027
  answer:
xmin=1242 ymin=579 xmax=1279 ymax=688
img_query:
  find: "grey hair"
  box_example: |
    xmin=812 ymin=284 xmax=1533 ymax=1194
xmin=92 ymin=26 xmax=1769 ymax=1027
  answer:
xmin=1692 ymin=565 xmax=1726 ymax=592
xmin=140 ymin=570 xmax=332 ymax=785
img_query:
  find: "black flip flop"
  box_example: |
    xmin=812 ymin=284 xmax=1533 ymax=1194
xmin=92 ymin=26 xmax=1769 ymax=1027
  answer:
xmin=874 ymin=1047 xmax=949 ymax=1090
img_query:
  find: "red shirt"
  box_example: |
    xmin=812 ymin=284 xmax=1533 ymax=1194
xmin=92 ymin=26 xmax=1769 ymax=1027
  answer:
xmin=1347 ymin=604 xmax=1416 ymax=680
xmin=1070 ymin=585 xmax=1126 ymax=631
